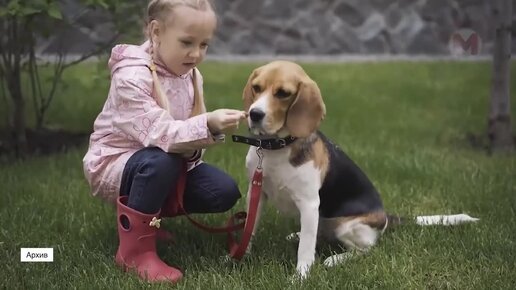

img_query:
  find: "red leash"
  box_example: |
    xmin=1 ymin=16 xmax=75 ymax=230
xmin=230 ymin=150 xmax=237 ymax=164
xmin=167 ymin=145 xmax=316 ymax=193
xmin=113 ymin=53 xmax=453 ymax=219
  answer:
xmin=227 ymin=167 xmax=262 ymax=260
xmin=165 ymin=148 xmax=264 ymax=261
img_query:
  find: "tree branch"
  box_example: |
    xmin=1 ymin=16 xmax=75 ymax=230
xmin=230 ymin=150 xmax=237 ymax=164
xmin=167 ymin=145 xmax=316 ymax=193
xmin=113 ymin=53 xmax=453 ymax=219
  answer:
xmin=12 ymin=17 xmax=21 ymax=75
xmin=67 ymin=8 xmax=90 ymax=27
xmin=2 ymin=17 xmax=15 ymax=76
xmin=7 ymin=17 xmax=14 ymax=70
xmin=62 ymin=32 xmax=121 ymax=69
xmin=0 ymin=19 xmax=9 ymax=75
xmin=0 ymin=73 xmax=10 ymax=129
xmin=0 ymin=51 xmax=4 ymax=77
xmin=29 ymin=41 xmax=41 ymax=127
xmin=43 ymin=51 xmax=65 ymax=111
xmin=37 ymin=49 xmax=65 ymax=128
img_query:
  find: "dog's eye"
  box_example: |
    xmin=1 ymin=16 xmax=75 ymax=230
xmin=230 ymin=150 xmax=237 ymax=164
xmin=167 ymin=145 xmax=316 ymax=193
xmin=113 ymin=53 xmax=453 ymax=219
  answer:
xmin=252 ymin=85 xmax=262 ymax=93
xmin=275 ymin=88 xmax=291 ymax=99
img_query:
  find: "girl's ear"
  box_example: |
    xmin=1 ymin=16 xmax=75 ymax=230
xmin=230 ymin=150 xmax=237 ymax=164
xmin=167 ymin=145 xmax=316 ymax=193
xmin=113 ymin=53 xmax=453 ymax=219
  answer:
xmin=149 ymin=20 xmax=161 ymax=45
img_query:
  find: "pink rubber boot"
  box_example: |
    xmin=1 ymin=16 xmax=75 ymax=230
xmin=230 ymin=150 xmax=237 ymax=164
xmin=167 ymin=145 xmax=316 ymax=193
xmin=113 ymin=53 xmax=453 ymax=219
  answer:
xmin=115 ymin=196 xmax=183 ymax=283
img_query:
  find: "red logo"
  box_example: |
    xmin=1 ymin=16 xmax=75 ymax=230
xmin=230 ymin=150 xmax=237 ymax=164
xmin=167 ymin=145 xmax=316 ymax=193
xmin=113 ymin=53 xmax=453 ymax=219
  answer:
xmin=449 ymin=29 xmax=482 ymax=56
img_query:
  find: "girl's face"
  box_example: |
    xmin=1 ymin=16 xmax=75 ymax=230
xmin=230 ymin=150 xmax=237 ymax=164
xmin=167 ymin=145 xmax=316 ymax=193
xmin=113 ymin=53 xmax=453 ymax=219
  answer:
xmin=150 ymin=5 xmax=216 ymax=76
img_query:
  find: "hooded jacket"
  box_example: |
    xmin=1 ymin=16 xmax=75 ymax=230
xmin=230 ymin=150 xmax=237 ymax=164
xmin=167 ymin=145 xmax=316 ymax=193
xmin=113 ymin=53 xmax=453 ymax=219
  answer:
xmin=83 ymin=41 xmax=220 ymax=204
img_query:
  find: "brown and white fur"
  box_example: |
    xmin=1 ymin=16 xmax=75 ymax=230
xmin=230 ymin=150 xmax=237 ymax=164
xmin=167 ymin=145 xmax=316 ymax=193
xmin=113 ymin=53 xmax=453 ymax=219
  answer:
xmin=241 ymin=61 xmax=479 ymax=279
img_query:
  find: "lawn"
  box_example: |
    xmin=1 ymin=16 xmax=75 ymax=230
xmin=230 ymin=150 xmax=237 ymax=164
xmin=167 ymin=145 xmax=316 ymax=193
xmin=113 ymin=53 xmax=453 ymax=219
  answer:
xmin=1 ymin=60 xmax=515 ymax=289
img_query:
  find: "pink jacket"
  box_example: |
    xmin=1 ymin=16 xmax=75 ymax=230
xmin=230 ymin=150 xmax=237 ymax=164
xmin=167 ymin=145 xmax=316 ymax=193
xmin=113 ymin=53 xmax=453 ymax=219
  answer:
xmin=83 ymin=41 xmax=220 ymax=204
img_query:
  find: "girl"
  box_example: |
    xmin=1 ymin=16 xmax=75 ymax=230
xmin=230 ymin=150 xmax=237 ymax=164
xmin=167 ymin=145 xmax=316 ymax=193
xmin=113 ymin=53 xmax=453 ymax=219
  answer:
xmin=82 ymin=0 xmax=246 ymax=284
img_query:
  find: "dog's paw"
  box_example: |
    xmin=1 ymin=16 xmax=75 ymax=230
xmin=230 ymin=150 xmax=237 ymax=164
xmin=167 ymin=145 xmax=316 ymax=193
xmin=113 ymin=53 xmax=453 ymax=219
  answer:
xmin=289 ymin=274 xmax=302 ymax=284
xmin=285 ymin=232 xmax=300 ymax=242
xmin=292 ymin=263 xmax=310 ymax=282
xmin=289 ymin=271 xmax=307 ymax=284
xmin=323 ymin=252 xmax=354 ymax=267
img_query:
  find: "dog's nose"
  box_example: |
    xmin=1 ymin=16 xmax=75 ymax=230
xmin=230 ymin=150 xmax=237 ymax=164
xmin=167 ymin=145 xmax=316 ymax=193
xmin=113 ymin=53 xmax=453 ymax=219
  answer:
xmin=249 ymin=108 xmax=265 ymax=122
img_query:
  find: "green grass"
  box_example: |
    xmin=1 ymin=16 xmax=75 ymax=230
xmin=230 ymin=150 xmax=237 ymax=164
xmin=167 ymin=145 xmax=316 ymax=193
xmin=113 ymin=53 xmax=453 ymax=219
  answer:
xmin=1 ymin=60 xmax=516 ymax=289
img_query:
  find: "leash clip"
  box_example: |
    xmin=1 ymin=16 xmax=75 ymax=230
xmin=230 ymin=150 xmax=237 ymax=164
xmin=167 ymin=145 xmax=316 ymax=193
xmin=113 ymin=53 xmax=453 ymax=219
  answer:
xmin=256 ymin=147 xmax=263 ymax=169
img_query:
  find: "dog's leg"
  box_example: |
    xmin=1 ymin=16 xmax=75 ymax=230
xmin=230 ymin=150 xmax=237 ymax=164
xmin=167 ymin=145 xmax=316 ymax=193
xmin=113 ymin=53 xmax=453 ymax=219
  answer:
xmin=323 ymin=217 xmax=382 ymax=268
xmin=322 ymin=232 xmax=373 ymax=268
xmin=322 ymin=252 xmax=356 ymax=267
xmin=293 ymin=196 xmax=320 ymax=280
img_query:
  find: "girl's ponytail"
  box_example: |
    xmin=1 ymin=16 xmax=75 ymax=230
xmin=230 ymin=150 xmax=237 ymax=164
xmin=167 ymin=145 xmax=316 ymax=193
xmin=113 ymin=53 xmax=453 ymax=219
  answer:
xmin=190 ymin=68 xmax=205 ymax=117
xmin=149 ymin=40 xmax=170 ymax=114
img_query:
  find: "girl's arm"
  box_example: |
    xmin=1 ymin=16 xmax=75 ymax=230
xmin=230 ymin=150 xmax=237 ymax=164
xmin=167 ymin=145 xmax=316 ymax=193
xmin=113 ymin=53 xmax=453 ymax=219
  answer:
xmin=111 ymin=66 xmax=220 ymax=153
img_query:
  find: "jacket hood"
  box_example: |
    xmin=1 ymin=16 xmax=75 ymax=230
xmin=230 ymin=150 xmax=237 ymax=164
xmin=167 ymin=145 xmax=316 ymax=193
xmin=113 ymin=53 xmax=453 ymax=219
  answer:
xmin=108 ymin=40 xmax=190 ymax=79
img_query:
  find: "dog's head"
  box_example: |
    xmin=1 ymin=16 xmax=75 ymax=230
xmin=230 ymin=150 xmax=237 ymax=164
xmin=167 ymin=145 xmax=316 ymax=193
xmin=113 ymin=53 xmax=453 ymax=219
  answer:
xmin=242 ymin=61 xmax=326 ymax=138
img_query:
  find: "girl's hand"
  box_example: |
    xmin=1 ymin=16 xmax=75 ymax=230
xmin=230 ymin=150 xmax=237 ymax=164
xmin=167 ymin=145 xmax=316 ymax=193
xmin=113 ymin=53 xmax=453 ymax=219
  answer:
xmin=207 ymin=109 xmax=247 ymax=134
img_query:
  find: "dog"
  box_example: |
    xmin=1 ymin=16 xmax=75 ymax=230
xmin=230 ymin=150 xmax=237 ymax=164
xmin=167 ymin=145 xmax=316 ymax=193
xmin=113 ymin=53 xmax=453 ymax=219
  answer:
xmin=235 ymin=60 xmax=479 ymax=279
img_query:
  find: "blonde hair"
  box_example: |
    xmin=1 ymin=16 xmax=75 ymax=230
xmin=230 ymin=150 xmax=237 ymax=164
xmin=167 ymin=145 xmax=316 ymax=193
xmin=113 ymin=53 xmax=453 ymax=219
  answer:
xmin=146 ymin=0 xmax=215 ymax=117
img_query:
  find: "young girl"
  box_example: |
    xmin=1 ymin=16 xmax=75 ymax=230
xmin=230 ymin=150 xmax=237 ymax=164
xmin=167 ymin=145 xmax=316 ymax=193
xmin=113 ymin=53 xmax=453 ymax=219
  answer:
xmin=82 ymin=0 xmax=246 ymax=284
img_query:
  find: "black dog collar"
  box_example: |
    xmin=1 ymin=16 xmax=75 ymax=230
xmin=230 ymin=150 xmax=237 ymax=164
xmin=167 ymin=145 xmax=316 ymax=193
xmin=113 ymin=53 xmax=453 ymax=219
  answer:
xmin=232 ymin=135 xmax=297 ymax=150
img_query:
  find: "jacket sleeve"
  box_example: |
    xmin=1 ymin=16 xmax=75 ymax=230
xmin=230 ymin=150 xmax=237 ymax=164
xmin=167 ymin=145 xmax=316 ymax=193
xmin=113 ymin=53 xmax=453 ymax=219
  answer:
xmin=111 ymin=66 xmax=219 ymax=153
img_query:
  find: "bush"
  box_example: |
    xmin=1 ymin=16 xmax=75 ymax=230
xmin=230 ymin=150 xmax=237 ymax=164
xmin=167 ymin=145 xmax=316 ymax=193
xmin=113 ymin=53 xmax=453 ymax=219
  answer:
xmin=0 ymin=0 xmax=145 ymax=156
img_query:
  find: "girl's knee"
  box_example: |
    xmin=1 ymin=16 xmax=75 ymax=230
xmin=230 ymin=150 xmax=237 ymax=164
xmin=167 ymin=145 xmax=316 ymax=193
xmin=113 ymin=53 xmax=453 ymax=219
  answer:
xmin=124 ymin=148 xmax=184 ymax=213
xmin=215 ymin=178 xmax=241 ymax=212
xmin=141 ymin=148 xmax=182 ymax=177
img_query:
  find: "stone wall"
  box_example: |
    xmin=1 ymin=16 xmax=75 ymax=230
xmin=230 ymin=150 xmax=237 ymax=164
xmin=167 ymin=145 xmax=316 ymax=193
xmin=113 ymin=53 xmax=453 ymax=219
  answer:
xmin=209 ymin=0 xmax=515 ymax=55
xmin=42 ymin=0 xmax=516 ymax=56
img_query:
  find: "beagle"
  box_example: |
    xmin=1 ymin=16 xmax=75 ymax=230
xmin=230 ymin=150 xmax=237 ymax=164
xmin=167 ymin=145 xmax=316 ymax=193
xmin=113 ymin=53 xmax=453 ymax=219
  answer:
xmin=235 ymin=61 xmax=479 ymax=279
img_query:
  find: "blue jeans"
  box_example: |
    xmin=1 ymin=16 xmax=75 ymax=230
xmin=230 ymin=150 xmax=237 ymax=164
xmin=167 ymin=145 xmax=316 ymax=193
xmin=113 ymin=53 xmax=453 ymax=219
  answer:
xmin=120 ymin=147 xmax=241 ymax=214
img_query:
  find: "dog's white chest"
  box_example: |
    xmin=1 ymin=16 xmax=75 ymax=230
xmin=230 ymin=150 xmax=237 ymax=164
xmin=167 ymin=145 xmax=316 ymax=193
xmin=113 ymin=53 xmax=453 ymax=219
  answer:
xmin=262 ymin=163 xmax=299 ymax=215
xmin=246 ymin=148 xmax=321 ymax=216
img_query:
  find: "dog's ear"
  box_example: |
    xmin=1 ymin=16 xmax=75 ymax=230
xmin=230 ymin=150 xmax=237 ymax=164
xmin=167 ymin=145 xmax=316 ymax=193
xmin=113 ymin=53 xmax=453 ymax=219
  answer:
xmin=286 ymin=78 xmax=326 ymax=138
xmin=243 ymin=69 xmax=259 ymax=112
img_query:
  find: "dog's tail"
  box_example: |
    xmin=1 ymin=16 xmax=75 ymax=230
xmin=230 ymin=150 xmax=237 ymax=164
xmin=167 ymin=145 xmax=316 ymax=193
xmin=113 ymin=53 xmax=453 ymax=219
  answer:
xmin=387 ymin=213 xmax=479 ymax=226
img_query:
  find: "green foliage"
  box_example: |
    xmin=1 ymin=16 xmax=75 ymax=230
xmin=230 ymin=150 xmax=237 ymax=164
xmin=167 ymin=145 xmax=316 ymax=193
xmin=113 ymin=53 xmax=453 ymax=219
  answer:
xmin=0 ymin=0 xmax=145 ymax=52
xmin=0 ymin=0 xmax=59 ymax=18
xmin=0 ymin=0 xmax=146 ymax=143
